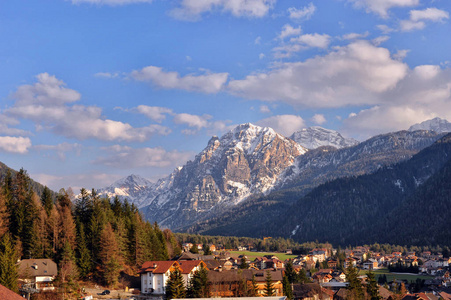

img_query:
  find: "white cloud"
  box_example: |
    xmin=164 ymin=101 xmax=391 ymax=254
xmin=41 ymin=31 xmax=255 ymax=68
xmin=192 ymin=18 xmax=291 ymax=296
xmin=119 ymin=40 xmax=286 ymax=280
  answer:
xmin=7 ymin=73 xmax=171 ymax=142
xmin=342 ymin=65 xmax=451 ymax=139
xmin=274 ymin=33 xmax=330 ymax=58
xmin=33 ymin=142 xmax=82 ymax=160
xmin=278 ymin=24 xmax=302 ymax=40
xmin=170 ymin=0 xmax=277 ymax=21
xmin=31 ymin=172 xmax=123 ymax=191
xmin=135 ymin=105 xmax=173 ymax=123
xmin=131 ymin=66 xmax=229 ymax=94
xmin=393 ymin=49 xmax=409 ymax=60
xmin=71 ymin=0 xmax=153 ymax=5
xmin=256 ymin=115 xmax=305 ymax=136
xmin=349 ymin=0 xmax=419 ymax=18
xmin=341 ymin=31 xmax=369 ymax=40
xmin=290 ymin=33 xmax=331 ymax=49
xmin=94 ymin=72 xmax=119 ymax=78
xmin=0 ymin=136 xmax=32 ymax=154
xmin=14 ymin=73 xmax=80 ymax=106
xmin=372 ymin=35 xmax=390 ymax=46
xmin=230 ymin=41 xmax=408 ymax=108
xmin=94 ymin=146 xmax=195 ymax=169
xmin=259 ymin=53 xmax=265 ymax=59
xmin=255 ymin=36 xmax=261 ymax=44
xmin=288 ymin=3 xmax=316 ymax=20
xmin=260 ymin=105 xmax=271 ymax=113
xmin=173 ymin=113 xmax=212 ymax=129
xmin=400 ymin=7 xmax=449 ymax=31
xmin=376 ymin=24 xmax=394 ymax=34
xmin=311 ymin=114 xmax=327 ymax=125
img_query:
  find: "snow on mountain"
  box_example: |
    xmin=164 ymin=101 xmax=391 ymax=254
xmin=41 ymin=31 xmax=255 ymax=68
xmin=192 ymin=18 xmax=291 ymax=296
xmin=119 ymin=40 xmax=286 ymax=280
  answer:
xmin=290 ymin=126 xmax=359 ymax=149
xmin=97 ymin=174 xmax=156 ymax=208
xmin=408 ymin=117 xmax=451 ymax=133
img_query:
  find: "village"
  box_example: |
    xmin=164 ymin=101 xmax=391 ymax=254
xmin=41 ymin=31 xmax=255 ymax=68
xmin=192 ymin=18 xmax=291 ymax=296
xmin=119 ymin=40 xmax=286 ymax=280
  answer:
xmin=7 ymin=243 xmax=432 ymax=300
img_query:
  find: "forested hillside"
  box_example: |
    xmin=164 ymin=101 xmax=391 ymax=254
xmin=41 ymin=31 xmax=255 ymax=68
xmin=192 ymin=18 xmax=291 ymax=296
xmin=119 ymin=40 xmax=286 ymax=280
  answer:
xmin=0 ymin=168 xmax=181 ymax=293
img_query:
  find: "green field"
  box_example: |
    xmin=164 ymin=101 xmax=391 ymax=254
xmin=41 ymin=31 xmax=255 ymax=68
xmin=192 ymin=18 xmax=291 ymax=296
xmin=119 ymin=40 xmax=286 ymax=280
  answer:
xmin=229 ymin=251 xmax=297 ymax=261
xmin=359 ymin=268 xmax=434 ymax=282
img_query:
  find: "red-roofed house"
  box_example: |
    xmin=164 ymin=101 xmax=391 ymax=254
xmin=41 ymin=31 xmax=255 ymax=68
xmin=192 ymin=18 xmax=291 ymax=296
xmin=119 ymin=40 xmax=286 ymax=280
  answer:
xmin=140 ymin=261 xmax=180 ymax=294
xmin=140 ymin=260 xmax=207 ymax=295
xmin=0 ymin=284 xmax=23 ymax=300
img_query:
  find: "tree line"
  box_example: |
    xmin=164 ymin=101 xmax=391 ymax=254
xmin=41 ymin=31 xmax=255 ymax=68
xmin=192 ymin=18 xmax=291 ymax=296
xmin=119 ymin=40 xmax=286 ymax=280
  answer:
xmin=0 ymin=169 xmax=181 ymax=296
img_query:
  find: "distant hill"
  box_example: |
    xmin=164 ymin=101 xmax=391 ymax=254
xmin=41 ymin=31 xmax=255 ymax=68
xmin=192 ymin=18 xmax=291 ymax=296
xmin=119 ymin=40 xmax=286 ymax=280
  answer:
xmin=0 ymin=161 xmax=56 ymax=199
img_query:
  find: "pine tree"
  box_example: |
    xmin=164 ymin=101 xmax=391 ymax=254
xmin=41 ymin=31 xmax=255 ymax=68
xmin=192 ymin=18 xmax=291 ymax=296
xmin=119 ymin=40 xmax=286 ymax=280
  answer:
xmin=0 ymin=233 xmax=19 ymax=292
xmin=264 ymin=271 xmax=275 ymax=296
xmin=284 ymin=260 xmax=297 ymax=284
xmin=76 ymin=222 xmax=92 ymax=279
xmin=366 ymin=270 xmax=381 ymax=300
xmin=166 ymin=266 xmax=186 ymax=299
xmin=57 ymin=241 xmax=79 ymax=298
xmin=41 ymin=186 xmax=53 ymax=217
xmin=282 ymin=275 xmax=293 ymax=300
xmin=187 ymin=265 xmax=209 ymax=298
xmin=239 ymin=256 xmax=249 ymax=269
xmin=346 ymin=262 xmax=364 ymax=300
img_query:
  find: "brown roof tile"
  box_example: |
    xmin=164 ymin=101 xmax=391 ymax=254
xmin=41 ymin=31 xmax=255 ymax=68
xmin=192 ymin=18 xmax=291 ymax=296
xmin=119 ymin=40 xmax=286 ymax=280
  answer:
xmin=0 ymin=284 xmax=24 ymax=300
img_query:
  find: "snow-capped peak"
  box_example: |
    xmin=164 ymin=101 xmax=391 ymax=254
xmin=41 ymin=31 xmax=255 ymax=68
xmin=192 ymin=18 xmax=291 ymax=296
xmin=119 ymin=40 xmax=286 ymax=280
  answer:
xmin=290 ymin=126 xmax=359 ymax=149
xmin=109 ymin=174 xmax=152 ymax=188
xmin=408 ymin=117 xmax=451 ymax=134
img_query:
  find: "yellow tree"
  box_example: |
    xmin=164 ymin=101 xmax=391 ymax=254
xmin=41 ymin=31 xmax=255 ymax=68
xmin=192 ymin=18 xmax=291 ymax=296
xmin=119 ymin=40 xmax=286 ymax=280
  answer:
xmin=99 ymin=223 xmax=122 ymax=287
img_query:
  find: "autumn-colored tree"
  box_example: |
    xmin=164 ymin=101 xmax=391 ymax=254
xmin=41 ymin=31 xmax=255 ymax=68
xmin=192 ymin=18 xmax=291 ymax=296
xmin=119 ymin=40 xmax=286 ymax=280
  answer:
xmin=99 ymin=223 xmax=122 ymax=287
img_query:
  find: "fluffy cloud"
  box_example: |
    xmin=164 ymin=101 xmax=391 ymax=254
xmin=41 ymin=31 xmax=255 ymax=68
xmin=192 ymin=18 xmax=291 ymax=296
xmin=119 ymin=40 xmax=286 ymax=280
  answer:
xmin=274 ymin=33 xmax=330 ymax=58
xmin=131 ymin=66 xmax=229 ymax=94
xmin=71 ymin=0 xmax=153 ymax=5
xmin=342 ymin=65 xmax=451 ymax=138
xmin=278 ymin=24 xmax=302 ymax=40
xmin=170 ymin=0 xmax=276 ymax=21
xmin=311 ymin=114 xmax=326 ymax=125
xmin=0 ymin=136 xmax=32 ymax=154
xmin=173 ymin=113 xmax=212 ymax=129
xmin=7 ymin=73 xmax=171 ymax=142
xmin=94 ymin=146 xmax=195 ymax=168
xmin=230 ymin=41 xmax=408 ymax=107
xmin=135 ymin=105 xmax=173 ymax=123
xmin=288 ymin=3 xmax=316 ymax=20
xmin=341 ymin=31 xmax=369 ymax=40
xmin=256 ymin=115 xmax=305 ymax=136
xmin=349 ymin=0 xmax=419 ymax=18
xmin=260 ymin=105 xmax=271 ymax=113
xmin=400 ymin=7 xmax=449 ymax=31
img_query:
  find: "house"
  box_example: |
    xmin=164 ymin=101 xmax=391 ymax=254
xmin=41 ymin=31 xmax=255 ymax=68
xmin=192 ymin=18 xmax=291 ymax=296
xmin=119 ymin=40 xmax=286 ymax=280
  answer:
xmin=140 ymin=261 xmax=180 ymax=294
xmin=243 ymin=269 xmax=284 ymax=296
xmin=327 ymin=260 xmax=338 ymax=269
xmin=178 ymin=260 xmax=207 ymax=285
xmin=363 ymin=259 xmax=378 ymax=270
xmin=18 ymin=259 xmax=57 ymax=291
xmin=292 ymin=283 xmax=332 ymax=300
xmin=0 ymin=284 xmax=24 ymax=300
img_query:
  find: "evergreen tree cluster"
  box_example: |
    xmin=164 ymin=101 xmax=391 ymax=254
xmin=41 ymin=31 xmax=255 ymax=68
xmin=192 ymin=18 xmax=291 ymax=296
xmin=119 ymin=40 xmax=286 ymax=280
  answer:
xmin=0 ymin=169 xmax=181 ymax=292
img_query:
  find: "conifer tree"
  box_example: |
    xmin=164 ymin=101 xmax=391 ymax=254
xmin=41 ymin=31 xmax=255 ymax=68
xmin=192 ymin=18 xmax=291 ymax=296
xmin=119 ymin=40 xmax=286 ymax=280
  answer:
xmin=0 ymin=233 xmax=19 ymax=292
xmin=346 ymin=262 xmax=364 ymax=300
xmin=166 ymin=266 xmax=186 ymax=299
xmin=366 ymin=270 xmax=381 ymax=300
xmin=76 ymin=222 xmax=92 ymax=279
xmin=41 ymin=186 xmax=53 ymax=217
xmin=282 ymin=275 xmax=293 ymax=300
xmin=284 ymin=260 xmax=297 ymax=284
xmin=264 ymin=271 xmax=275 ymax=296
xmin=239 ymin=257 xmax=249 ymax=269
xmin=99 ymin=223 xmax=122 ymax=287
xmin=57 ymin=241 xmax=79 ymax=297
xmin=187 ymin=266 xmax=209 ymax=298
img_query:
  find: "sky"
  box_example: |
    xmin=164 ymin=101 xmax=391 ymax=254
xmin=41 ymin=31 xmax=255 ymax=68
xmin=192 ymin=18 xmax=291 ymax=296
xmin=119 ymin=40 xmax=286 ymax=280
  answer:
xmin=0 ymin=0 xmax=450 ymax=191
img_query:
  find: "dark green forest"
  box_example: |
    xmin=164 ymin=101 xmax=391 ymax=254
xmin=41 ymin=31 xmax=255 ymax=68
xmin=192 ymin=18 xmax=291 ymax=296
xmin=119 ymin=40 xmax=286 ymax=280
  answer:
xmin=0 ymin=168 xmax=181 ymax=294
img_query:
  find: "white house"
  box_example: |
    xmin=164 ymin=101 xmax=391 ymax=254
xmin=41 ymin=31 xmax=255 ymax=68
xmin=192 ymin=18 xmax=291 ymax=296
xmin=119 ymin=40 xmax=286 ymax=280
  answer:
xmin=18 ymin=259 xmax=57 ymax=291
xmin=140 ymin=261 xmax=180 ymax=294
xmin=139 ymin=260 xmax=207 ymax=295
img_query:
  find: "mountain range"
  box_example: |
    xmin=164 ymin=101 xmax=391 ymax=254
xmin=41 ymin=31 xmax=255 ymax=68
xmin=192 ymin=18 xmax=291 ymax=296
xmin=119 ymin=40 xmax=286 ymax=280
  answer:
xmin=96 ymin=118 xmax=451 ymax=239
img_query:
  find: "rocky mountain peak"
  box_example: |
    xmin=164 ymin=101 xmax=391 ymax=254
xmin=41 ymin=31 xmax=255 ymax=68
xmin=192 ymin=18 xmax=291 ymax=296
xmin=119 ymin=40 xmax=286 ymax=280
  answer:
xmin=408 ymin=117 xmax=451 ymax=133
xmin=290 ymin=126 xmax=359 ymax=149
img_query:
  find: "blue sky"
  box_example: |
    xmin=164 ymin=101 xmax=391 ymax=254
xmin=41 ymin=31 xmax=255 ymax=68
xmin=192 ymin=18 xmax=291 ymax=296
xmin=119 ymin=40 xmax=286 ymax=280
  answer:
xmin=0 ymin=0 xmax=450 ymax=191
